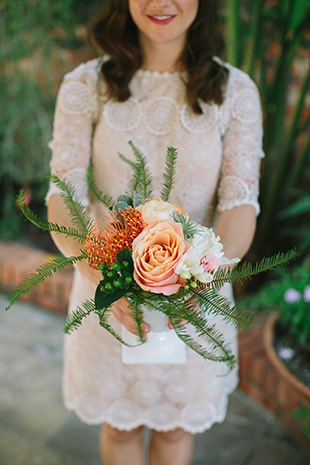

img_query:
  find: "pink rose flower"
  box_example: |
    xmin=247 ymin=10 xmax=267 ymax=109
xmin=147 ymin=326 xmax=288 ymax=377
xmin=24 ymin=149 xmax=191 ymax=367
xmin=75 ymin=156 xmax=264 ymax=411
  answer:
xmin=132 ymin=221 xmax=187 ymax=295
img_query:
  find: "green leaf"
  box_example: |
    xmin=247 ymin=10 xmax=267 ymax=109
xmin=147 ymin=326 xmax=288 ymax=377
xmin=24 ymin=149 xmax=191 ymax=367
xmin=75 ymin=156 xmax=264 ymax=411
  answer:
xmin=290 ymin=1 xmax=310 ymax=31
xmin=160 ymin=147 xmax=178 ymax=202
xmin=117 ymin=248 xmax=134 ymax=273
xmin=95 ymin=283 xmax=129 ymax=309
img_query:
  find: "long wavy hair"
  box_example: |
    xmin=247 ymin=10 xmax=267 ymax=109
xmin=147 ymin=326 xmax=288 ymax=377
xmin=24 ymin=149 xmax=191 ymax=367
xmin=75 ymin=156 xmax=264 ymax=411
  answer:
xmin=88 ymin=0 xmax=228 ymax=113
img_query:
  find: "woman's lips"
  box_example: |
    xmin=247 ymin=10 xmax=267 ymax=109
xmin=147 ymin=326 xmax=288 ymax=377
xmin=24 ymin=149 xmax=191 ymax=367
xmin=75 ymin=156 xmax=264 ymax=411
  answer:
xmin=147 ymin=15 xmax=176 ymax=25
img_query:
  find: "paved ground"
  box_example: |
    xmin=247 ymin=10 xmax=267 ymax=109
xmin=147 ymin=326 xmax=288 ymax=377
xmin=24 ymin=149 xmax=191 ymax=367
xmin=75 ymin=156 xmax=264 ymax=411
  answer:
xmin=1 ymin=293 xmax=309 ymax=465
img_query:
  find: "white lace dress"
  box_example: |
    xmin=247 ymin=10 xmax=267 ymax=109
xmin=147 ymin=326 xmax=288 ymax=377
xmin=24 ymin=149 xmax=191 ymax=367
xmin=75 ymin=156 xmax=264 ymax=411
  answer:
xmin=46 ymin=57 xmax=264 ymax=433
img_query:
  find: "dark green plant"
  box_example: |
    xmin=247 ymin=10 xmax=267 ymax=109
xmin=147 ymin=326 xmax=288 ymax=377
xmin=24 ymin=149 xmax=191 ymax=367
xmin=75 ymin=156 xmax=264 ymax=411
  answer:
xmin=0 ymin=0 xmax=104 ymax=241
xmin=294 ymin=406 xmax=310 ymax=439
xmin=238 ymin=262 xmax=310 ymax=345
xmin=225 ymin=0 xmax=310 ymax=256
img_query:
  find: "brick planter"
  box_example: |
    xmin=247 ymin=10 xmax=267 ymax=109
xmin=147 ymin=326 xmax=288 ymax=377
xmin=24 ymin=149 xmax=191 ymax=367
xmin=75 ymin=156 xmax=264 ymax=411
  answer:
xmin=1 ymin=240 xmax=309 ymax=446
xmin=0 ymin=241 xmax=72 ymax=313
xmin=239 ymin=310 xmax=310 ymax=446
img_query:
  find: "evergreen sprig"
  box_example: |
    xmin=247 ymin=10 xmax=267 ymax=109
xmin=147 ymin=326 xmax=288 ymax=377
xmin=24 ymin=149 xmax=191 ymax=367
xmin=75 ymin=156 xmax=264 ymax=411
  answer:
xmin=48 ymin=175 xmax=93 ymax=235
xmin=173 ymin=212 xmax=201 ymax=239
xmin=16 ymin=190 xmax=87 ymax=243
xmin=87 ymin=165 xmax=115 ymax=210
xmin=6 ymin=253 xmax=86 ymax=311
xmin=118 ymin=141 xmax=153 ymax=204
xmin=160 ymin=147 xmax=178 ymax=202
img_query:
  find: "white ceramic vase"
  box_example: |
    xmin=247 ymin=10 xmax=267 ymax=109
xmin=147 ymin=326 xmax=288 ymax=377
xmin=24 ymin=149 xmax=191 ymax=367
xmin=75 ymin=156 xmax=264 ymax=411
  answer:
xmin=122 ymin=307 xmax=187 ymax=364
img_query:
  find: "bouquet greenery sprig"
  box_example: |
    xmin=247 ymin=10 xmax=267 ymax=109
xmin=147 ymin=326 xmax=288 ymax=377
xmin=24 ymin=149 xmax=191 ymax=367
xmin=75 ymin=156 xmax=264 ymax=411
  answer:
xmin=6 ymin=142 xmax=297 ymax=370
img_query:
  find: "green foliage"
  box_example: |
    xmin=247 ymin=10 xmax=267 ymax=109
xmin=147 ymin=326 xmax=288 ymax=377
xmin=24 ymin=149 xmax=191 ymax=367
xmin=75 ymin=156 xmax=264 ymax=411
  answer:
xmin=225 ymin=0 xmax=310 ymax=257
xmin=119 ymin=141 xmax=154 ymax=204
xmin=173 ymin=212 xmax=205 ymax=239
xmin=0 ymin=0 xmax=105 ymax=241
xmin=87 ymin=165 xmax=115 ymax=210
xmin=16 ymin=189 xmax=87 ymax=243
xmin=238 ymin=262 xmax=310 ymax=345
xmin=160 ymin=147 xmax=178 ymax=202
xmin=294 ymin=406 xmax=310 ymax=439
xmin=6 ymin=253 xmax=86 ymax=311
xmin=48 ymin=175 xmax=94 ymax=235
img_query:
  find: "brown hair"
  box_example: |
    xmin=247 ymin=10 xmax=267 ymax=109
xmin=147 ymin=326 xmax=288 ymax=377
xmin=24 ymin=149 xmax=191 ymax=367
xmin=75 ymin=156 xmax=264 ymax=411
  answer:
xmin=89 ymin=0 xmax=228 ymax=113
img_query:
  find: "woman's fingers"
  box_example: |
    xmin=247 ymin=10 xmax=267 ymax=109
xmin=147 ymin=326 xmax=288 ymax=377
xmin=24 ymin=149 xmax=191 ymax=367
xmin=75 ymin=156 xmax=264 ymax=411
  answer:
xmin=112 ymin=298 xmax=150 ymax=336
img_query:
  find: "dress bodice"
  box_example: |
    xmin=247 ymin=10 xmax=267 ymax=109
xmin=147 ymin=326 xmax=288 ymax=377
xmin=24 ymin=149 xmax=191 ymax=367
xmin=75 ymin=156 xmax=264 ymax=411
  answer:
xmin=47 ymin=57 xmax=264 ymax=226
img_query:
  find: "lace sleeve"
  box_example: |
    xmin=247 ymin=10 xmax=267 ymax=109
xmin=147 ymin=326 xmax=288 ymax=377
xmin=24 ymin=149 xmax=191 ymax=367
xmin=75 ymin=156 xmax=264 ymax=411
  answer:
xmin=45 ymin=59 xmax=100 ymax=206
xmin=216 ymin=67 xmax=264 ymax=216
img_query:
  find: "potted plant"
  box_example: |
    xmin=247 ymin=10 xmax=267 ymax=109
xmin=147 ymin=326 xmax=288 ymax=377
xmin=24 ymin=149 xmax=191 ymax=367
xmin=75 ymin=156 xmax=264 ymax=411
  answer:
xmin=239 ymin=261 xmax=310 ymax=443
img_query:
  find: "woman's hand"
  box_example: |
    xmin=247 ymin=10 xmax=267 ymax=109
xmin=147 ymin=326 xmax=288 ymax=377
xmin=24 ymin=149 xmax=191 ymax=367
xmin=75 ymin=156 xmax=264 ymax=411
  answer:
xmin=112 ymin=297 xmax=150 ymax=337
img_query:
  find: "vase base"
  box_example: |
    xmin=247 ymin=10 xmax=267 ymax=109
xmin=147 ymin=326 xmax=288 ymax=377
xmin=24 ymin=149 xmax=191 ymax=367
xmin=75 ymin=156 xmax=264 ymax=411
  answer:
xmin=122 ymin=327 xmax=187 ymax=364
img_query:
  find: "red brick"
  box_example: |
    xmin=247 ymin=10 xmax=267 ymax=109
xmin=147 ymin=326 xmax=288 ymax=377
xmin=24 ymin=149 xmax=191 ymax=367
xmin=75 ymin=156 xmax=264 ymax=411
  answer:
xmin=252 ymin=353 xmax=268 ymax=386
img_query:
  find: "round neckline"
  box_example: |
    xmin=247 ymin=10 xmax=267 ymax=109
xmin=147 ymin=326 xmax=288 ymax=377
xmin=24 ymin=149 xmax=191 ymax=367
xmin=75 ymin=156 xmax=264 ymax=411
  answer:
xmin=136 ymin=69 xmax=186 ymax=79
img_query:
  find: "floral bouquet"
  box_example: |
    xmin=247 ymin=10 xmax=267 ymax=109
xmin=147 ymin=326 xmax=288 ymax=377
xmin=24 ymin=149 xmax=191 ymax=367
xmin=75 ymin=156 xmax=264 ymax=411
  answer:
xmin=6 ymin=142 xmax=297 ymax=369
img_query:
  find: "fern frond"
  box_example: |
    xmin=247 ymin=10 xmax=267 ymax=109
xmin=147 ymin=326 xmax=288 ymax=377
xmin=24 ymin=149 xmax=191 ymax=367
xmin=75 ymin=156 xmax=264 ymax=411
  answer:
xmin=160 ymin=147 xmax=178 ymax=202
xmin=95 ymin=306 xmax=138 ymax=346
xmin=144 ymin=295 xmax=236 ymax=369
xmin=127 ymin=297 xmax=147 ymax=342
xmin=173 ymin=323 xmax=236 ymax=370
xmin=48 ymin=175 xmax=94 ymax=235
xmin=87 ymin=165 xmax=115 ymax=210
xmin=212 ymin=249 xmax=298 ymax=288
xmin=64 ymin=298 xmax=96 ymax=333
xmin=192 ymin=286 xmax=254 ymax=330
xmin=16 ymin=190 xmax=87 ymax=243
xmin=173 ymin=212 xmax=201 ymax=239
xmin=6 ymin=253 xmax=86 ymax=311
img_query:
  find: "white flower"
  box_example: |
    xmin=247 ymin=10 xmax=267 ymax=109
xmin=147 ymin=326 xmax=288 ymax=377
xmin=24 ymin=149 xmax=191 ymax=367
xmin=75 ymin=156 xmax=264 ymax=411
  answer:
xmin=137 ymin=199 xmax=176 ymax=224
xmin=175 ymin=225 xmax=239 ymax=283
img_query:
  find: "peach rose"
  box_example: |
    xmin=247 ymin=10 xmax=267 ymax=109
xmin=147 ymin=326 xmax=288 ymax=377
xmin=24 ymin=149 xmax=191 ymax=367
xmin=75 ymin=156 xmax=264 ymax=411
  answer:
xmin=132 ymin=221 xmax=187 ymax=295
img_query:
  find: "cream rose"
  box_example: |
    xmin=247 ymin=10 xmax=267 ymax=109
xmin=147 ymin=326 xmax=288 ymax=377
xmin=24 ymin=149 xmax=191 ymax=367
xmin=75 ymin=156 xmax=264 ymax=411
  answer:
xmin=137 ymin=199 xmax=183 ymax=225
xmin=132 ymin=221 xmax=187 ymax=295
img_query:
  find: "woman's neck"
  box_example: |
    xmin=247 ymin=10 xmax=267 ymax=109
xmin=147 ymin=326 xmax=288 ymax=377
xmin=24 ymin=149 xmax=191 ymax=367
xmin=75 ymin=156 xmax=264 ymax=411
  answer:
xmin=139 ymin=35 xmax=185 ymax=73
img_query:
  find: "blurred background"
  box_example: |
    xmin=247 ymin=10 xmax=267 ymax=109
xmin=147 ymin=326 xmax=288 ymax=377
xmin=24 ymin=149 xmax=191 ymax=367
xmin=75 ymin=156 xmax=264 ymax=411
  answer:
xmin=0 ymin=0 xmax=310 ymax=449
xmin=0 ymin=0 xmax=309 ymax=258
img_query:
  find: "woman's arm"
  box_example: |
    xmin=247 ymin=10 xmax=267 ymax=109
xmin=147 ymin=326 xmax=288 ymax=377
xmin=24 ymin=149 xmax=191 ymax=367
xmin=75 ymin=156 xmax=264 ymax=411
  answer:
xmin=215 ymin=204 xmax=256 ymax=261
xmin=47 ymin=194 xmax=102 ymax=293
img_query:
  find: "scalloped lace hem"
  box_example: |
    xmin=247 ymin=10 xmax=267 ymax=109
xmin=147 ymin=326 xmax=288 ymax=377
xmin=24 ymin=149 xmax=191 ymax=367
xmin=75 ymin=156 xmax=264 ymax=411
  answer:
xmin=63 ymin=377 xmax=238 ymax=433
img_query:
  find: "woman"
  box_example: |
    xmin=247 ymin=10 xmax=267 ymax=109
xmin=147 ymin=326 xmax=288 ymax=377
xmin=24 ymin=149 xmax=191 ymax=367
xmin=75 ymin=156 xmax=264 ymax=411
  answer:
xmin=47 ymin=1 xmax=264 ymax=464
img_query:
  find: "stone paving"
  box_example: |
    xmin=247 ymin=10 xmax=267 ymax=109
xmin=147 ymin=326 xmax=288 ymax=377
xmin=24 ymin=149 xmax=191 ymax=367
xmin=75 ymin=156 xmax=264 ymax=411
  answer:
xmin=0 ymin=293 xmax=309 ymax=465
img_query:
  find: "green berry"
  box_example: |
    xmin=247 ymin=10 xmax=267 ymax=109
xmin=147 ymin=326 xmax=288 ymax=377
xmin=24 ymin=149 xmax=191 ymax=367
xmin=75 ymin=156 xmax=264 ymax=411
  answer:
xmin=111 ymin=262 xmax=121 ymax=271
xmin=113 ymin=280 xmax=122 ymax=288
xmin=190 ymin=281 xmax=198 ymax=288
xmin=105 ymin=283 xmax=113 ymax=291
